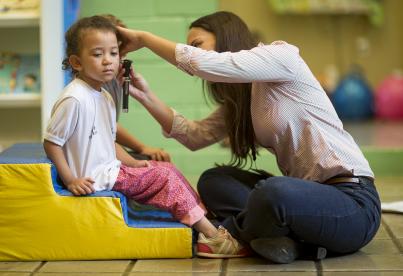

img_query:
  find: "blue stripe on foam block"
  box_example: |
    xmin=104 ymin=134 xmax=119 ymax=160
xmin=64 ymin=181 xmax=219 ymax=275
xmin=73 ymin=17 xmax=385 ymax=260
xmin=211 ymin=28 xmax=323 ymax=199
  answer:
xmin=0 ymin=143 xmax=187 ymax=229
xmin=0 ymin=143 xmax=50 ymax=164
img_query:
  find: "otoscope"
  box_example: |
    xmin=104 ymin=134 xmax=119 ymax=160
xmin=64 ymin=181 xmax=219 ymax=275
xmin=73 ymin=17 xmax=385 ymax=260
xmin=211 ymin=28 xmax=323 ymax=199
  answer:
xmin=122 ymin=59 xmax=132 ymax=113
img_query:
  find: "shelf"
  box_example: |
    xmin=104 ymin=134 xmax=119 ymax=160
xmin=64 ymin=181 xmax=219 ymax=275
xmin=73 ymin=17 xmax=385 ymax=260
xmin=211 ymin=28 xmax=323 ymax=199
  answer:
xmin=0 ymin=0 xmax=65 ymax=144
xmin=268 ymin=0 xmax=373 ymax=15
xmin=0 ymin=10 xmax=39 ymax=27
xmin=0 ymin=93 xmax=41 ymax=108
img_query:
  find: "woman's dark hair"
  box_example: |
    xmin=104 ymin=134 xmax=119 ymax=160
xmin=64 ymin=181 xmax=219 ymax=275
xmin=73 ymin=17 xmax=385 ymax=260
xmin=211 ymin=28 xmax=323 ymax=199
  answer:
xmin=190 ymin=11 xmax=257 ymax=168
xmin=62 ymin=15 xmax=118 ymax=75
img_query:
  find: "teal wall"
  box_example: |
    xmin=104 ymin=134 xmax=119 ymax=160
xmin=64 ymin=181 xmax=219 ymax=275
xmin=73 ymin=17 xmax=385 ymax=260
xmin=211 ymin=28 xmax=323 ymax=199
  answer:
xmin=79 ymin=1 xmax=401 ymax=184
xmin=80 ymin=0 xmax=241 ymax=182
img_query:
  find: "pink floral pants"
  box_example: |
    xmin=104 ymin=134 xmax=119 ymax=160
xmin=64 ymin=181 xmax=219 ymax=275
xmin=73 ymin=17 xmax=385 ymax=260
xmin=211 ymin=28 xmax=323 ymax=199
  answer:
xmin=113 ymin=161 xmax=206 ymax=226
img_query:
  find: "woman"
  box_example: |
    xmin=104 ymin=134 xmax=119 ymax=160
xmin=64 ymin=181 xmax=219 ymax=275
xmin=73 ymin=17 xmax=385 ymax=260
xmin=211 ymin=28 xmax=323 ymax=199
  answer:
xmin=117 ymin=11 xmax=381 ymax=263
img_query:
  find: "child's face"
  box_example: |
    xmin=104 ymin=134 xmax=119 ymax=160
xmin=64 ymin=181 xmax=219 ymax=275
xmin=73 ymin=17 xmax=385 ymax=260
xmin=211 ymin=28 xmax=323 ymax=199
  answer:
xmin=71 ymin=29 xmax=120 ymax=90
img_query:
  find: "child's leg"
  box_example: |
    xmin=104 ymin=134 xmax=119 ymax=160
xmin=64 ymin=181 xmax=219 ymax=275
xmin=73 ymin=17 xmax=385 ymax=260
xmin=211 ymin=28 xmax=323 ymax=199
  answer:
xmin=193 ymin=216 xmax=218 ymax=238
xmin=113 ymin=162 xmax=205 ymax=225
xmin=114 ymin=162 xmax=250 ymax=258
xmin=196 ymin=217 xmax=252 ymax=258
xmin=148 ymin=162 xmax=251 ymax=258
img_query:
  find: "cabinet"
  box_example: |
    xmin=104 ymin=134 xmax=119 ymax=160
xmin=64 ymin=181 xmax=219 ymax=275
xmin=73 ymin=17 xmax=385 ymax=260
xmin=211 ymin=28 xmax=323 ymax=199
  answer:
xmin=0 ymin=0 xmax=64 ymax=150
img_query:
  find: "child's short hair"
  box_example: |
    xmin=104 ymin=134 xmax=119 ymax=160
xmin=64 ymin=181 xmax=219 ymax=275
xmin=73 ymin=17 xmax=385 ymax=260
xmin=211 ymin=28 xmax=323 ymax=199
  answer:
xmin=100 ymin=14 xmax=127 ymax=28
xmin=62 ymin=15 xmax=118 ymax=75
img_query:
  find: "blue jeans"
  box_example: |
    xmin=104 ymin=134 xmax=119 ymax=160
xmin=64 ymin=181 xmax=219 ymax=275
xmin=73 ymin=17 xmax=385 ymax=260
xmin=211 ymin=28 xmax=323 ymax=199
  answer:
xmin=197 ymin=166 xmax=381 ymax=254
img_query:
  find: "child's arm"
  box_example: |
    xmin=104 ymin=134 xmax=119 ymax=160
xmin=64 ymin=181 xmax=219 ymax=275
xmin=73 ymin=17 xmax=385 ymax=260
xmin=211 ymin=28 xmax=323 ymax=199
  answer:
xmin=115 ymin=67 xmax=171 ymax=162
xmin=115 ymin=143 xmax=149 ymax=168
xmin=43 ymin=140 xmax=95 ymax=196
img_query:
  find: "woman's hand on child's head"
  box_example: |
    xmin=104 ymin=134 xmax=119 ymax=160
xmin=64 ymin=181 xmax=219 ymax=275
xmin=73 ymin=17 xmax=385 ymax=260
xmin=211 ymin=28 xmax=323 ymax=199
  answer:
xmin=117 ymin=26 xmax=145 ymax=56
xmin=66 ymin=177 xmax=95 ymax=196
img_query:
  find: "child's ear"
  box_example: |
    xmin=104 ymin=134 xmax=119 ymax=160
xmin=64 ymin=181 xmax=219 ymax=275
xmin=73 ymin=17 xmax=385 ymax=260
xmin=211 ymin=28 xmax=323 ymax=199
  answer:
xmin=69 ymin=55 xmax=82 ymax=72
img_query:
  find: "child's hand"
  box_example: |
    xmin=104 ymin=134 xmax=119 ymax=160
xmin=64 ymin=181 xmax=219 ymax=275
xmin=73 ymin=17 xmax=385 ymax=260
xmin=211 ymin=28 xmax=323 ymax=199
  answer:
xmin=140 ymin=146 xmax=171 ymax=162
xmin=129 ymin=159 xmax=150 ymax=168
xmin=66 ymin=177 xmax=95 ymax=196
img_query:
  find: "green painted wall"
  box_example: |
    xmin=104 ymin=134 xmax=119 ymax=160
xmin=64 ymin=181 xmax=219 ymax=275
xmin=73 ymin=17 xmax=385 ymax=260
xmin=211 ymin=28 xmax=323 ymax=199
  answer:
xmin=80 ymin=0 xmax=238 ymax=182
xmin=79 ymin=0 xmax=401 ymax=184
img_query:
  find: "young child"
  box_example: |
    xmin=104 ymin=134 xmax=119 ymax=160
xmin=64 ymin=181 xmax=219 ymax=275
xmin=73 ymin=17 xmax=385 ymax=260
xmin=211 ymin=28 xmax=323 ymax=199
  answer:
xmin=100 ymin=14 xmax=170 ymax=162
xmin=43 ymin=15 xmax=249 ymax=259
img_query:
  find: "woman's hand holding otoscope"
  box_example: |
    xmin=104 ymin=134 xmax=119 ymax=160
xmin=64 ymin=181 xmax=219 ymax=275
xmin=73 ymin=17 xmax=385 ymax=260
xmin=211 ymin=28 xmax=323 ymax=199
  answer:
xmin=117 ymin=59 xmax=153 ymax=107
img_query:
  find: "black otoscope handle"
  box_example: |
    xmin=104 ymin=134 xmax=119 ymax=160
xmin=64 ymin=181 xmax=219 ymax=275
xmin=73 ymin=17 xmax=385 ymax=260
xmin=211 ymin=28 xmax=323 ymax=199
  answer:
xmin=122 ymin=59 xmax=132 ymax=113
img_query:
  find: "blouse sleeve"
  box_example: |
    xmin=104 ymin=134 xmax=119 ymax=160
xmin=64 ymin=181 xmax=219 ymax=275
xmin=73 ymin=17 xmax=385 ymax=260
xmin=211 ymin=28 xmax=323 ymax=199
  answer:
xmin=163 ymin=107 xmax=227 ymax=151
xmin=44 ymin=97 xmax=80 ymax=146
xmin=175 ymin=42 xmax=300 ymax=83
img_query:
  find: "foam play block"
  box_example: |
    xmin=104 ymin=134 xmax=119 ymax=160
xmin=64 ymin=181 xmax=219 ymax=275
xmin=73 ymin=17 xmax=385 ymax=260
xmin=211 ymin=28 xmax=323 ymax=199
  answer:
xmin=0 ymin=144 xmax=193 ymax=261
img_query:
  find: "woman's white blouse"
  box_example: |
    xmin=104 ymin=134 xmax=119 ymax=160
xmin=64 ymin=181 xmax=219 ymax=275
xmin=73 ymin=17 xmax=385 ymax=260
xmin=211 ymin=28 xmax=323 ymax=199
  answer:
xmin=165 ymin=42 xmax=374 ymax=183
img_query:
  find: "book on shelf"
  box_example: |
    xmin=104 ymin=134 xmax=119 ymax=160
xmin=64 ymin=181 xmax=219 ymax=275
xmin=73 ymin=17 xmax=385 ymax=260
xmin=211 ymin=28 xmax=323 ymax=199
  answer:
xmin=0 ymin=0 xmax=39 ymax=13
xmin=0 ymin=52 xmax=40 ymax=95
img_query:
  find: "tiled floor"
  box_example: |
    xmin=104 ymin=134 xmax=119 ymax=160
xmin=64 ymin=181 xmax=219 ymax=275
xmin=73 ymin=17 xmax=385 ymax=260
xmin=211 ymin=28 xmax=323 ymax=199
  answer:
xmin=1 ymin=121 xmax=403 ymax=275
xmin=1 ymin=196 xmax=403 ymax=275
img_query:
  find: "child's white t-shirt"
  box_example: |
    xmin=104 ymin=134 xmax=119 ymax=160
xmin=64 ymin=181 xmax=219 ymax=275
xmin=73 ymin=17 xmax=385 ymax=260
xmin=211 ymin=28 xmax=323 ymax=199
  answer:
xmin=44 ymin=78 xmax=121 ymax=191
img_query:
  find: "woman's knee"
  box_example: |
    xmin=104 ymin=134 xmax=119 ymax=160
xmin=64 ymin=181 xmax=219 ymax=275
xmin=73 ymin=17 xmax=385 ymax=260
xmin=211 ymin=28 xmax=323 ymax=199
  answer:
xmin=253 ymin=176 xmax=292 ymax=197
xmin=199 ymin=166 xmax=237 ymax=181
xmin=197 ymin=167 xmax=232 ymax=194
xmin=197 ymin=168 xmax=217 ymax=194
xmin=198 ymin=167 xmax=221 ymax=182
xmin=249 ymin=177 xmax=299 ymax=212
